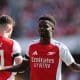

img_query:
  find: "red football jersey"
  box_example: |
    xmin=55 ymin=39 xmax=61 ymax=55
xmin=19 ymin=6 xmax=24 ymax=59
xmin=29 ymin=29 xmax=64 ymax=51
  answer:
xmin=29 ymin=42 xmax=59 ymax=80
xmin=0 ymin=36 xmax=14 ymax=80
xmin=27 ymin=39 xmax=75 ymax=80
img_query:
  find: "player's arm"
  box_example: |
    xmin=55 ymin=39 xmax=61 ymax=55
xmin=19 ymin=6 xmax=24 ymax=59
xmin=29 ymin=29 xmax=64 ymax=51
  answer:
xmin=60 ymin=43 xmax=80 ymax=72
xmin=12 ymin=53 xmax=23 ymax=65
xmin=68 ymin=62 xmax=80 ymax=72
xmin=12 ymin=40 xmax=23 ymax=65
xmin=63 ymin=54 xmax=80 ymax=72
xmin=0 ymin=58 xmax=30 ymax=72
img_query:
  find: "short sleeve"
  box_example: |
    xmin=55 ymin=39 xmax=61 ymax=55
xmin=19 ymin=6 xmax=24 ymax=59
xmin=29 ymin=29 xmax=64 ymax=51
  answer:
xmin=12 ymin=40 xmax=21 ymax=55
xmin=60 ymin=43 xmax=75 ymax=66
xmin=26 ymin=43 xmax=31 ymax=57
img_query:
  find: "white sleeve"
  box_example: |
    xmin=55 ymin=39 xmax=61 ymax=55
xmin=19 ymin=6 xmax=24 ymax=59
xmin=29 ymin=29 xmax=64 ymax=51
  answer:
xmin=60 ymin=43 xmax=75 ymax=66
xmin=12 ymin=40 xmax=22 ymax=55
xmin=26 ymin=43 xmax=30 ymax=57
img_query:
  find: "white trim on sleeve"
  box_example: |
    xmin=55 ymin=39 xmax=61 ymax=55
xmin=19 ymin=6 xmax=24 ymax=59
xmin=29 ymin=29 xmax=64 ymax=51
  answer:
xmin=60 ymin=43 xmax=75 ymax=66
xmin=12 ymin=40 xmax=21 ymax=55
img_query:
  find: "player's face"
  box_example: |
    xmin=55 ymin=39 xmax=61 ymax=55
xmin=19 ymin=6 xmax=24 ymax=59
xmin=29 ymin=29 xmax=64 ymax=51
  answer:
xmin=6 ymin=24 xmax=13 ymax=38
xmin=38 ymin=20 xmax=54 ymax=38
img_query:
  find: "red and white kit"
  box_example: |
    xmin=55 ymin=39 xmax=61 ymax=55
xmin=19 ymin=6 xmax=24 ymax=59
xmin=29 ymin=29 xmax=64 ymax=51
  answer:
xmin=26 ymin=39 xmax=75 ymax=80
xmin=0 ymin=36 xmax=21 ymax=80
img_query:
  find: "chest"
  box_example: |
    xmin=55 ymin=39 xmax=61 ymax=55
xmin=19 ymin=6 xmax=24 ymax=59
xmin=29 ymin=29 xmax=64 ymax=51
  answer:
xmin=29 ymin=44 xmax=59 ymax=59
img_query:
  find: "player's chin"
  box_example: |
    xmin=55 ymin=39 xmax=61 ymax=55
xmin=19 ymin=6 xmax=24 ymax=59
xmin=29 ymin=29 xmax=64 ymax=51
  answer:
xmin=42 ymin=36 xmax=50 ymax=39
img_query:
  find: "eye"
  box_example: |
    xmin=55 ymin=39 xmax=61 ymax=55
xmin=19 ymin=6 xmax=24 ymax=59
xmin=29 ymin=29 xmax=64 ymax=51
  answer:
xmin=40 ymin=27 xmax=45 ymax=30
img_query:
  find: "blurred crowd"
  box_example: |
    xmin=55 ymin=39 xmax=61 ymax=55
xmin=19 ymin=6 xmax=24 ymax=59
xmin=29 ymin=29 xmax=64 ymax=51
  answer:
xmin=0 ymin=0 xmax=80 ymax=38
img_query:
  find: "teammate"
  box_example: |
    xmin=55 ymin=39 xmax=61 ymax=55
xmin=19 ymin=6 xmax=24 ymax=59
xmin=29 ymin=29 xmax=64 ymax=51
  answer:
xmin=0 ymin=15 xmax=23 ymax=80
xmin=25 ymin=15 xmax=80 ymax=80
xmin=0 ymin=15 xmax=80 ymax=80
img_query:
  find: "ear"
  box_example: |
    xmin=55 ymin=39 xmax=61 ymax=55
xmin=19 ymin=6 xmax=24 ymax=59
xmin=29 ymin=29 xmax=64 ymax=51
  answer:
xmin=52 ymin=27 xmax=54 ymax=30
xmin=5 ymin=24 xmax=13 ymax=33
xmin=6 ymin=27 xmax=12 ymax=33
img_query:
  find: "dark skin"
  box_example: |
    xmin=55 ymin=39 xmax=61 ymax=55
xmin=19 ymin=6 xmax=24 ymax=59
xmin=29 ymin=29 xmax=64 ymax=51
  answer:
xmin=38 ymin=20 xmax=54 ymax=44
xmin=38 ymin=19 xmax=80 ymax=72
xmin=0 ymin=17 xmax=80 ymax=72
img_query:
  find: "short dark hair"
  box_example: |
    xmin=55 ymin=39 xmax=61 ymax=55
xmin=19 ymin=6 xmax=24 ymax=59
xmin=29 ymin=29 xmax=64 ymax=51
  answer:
xmin=0 ymin=15 xmax=15 ymax=26
xmin=39 ymin=15 xmax=56 ymax=26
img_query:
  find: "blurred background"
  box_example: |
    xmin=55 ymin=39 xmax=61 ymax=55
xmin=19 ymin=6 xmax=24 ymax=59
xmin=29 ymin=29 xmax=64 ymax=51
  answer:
xmin=0 ymin=0 xmax=80 ymax=80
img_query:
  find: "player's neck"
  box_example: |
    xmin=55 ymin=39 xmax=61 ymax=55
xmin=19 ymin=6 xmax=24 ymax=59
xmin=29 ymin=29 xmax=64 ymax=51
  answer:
xmin=0 ymin=32 xmax=8 ymax=38
xmin=40 ymin=38 xmax=51 ymax=44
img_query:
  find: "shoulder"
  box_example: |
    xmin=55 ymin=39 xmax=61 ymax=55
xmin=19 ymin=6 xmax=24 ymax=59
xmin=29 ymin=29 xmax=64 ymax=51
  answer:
xmin=51 ymin=39 xmax=69 ymax=50
xmin=3 ymin=38 xmax=19 ymax=46
xmin=13 ymin=39 xmax=20 ymax=45
xmin=12 ymin=40 xmax=21 ymax=50
xmin=3 ymin=37 xmax=12 ymax=42
xmin=12 ymin=39 xmax=21 ymax=53
xmin=28 ymin=39 xmax=40 ymax=47
xmin=2 ymin=37 xmax=14 ymax=46
xmin=26 ymin=39 xmax=39 ymax=55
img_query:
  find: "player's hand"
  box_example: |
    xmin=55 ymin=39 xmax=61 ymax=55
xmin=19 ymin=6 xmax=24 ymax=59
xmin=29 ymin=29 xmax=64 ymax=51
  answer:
xmin=14 ymin=56 xmax=23 ymax=65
